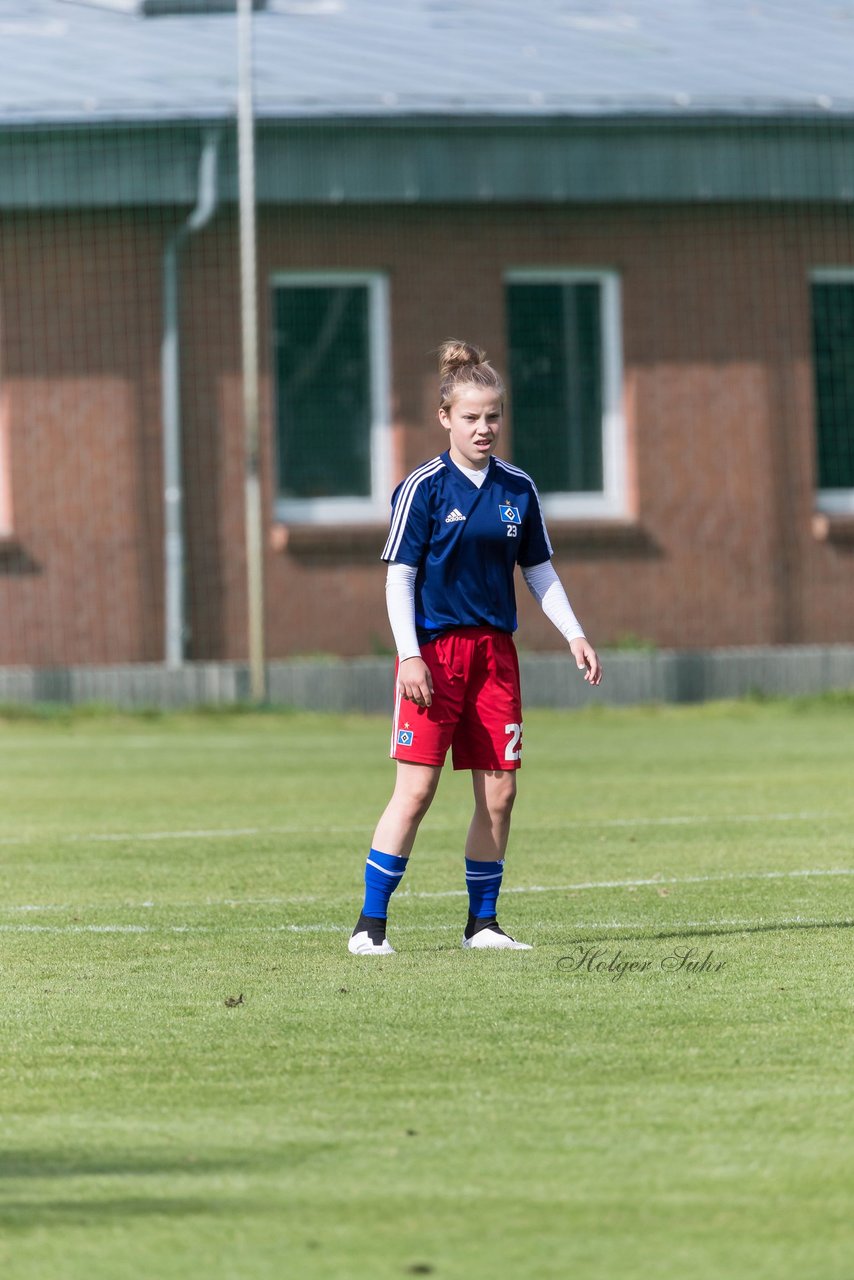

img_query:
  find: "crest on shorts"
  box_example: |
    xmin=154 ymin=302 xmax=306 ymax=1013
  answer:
xmin=397 ymin=729 xmax=414 ymax=746
xmin=499 ymin=504 xmax=521 ymax=525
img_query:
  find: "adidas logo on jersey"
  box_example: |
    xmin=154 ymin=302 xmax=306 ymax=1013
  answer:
xmin=445 ymin=508 xmax=466 ymax=523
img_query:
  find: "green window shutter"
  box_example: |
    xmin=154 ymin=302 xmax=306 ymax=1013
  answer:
xmin=506 ymin=280 xmax=604 ymax=494
xmin=812 ymin=281 xmax=854 ymax=491
xmin=274 ymin=284 xmax=372 ymax=501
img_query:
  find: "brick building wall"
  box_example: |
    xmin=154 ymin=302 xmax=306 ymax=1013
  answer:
xmin=0 ymin=210 xmax=171 ymax=665
xmin=1 ymin=201 xmax=853 ymax=666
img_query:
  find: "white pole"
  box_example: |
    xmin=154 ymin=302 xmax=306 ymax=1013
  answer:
xmin=237 ymin=0 xmax=266 ymax=701
xmin=162 ymin=238 xmax=184 ymax=670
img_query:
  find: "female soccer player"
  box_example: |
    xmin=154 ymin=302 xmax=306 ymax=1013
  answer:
xmin=349 ymin=340 xmax=602 ymax=956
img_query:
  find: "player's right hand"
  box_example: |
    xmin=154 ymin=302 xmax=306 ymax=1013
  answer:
xmin=398 ymin=656 xmax=434 ymax=707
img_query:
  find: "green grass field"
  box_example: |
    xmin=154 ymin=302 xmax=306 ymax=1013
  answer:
xmin=0 ymin=700 xmax=852 ymax=1280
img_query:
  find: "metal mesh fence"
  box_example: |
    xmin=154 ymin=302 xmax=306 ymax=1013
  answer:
xmin=2 ymin=1 xmax=854 ymax=671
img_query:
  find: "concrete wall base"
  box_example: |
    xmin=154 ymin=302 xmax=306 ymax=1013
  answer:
xmin=1 ymin=646 xmax=854 ymax=712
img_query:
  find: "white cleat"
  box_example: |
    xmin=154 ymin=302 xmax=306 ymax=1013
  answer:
xmin=348 ymin=931 xmax=395 ymax=956
xmin=462 ymin=925 xmax=532 ymax=951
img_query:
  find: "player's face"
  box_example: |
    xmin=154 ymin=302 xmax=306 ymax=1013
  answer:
xmin=439 ymin=388 xmax=503 ymax=470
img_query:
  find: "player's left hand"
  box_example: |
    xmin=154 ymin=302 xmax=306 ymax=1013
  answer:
xmin=569 ymin=637 xmax=602 ymax=686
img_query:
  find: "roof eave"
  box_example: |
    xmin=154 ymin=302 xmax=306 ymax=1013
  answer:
xmin=3 ymin=110 xmax=854 ymax=207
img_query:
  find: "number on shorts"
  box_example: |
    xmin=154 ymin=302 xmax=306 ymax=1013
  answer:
xmin=504 ymin=722 xmax=522 ymax=762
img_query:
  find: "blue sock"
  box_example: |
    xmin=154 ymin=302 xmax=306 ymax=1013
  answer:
xmin=362 ymin=848 xmax=409 ymax=920
xmin=464 ymin=857 xmax=505 ymax=920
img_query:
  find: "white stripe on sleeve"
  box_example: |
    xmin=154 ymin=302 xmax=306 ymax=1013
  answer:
xmin=381 ymin=457 xmax=444 ymax=562
xmin=494 ymin=458 xmax=554 ymax=557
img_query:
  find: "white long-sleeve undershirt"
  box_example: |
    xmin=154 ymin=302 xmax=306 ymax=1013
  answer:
xmin=519 ymin=560 xmax=586 ymax=644
xmin=385 ymin=559 xmax=585 ymax=661
xmin=385 ymin=563 xmax=421 ymax=661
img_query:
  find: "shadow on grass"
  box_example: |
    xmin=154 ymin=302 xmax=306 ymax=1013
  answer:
xmin=571 ymin=918 xmax=854 ymax=945
xmin=0 ymin=1146 xmax=329 ymax=1182
xmin=0 ymin=1195 xmax=250 ymax=1228
xmin=0 ymin=1144 xmax=332 ymax=1228
xmin=429 ymin=918 xmax=854 ymax=954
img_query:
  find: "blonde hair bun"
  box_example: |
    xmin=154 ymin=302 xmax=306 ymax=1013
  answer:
xmin=437 ymin=338 xmax=504 ymax=407
xmin=438 ymin=339 xmax=487 ymax=382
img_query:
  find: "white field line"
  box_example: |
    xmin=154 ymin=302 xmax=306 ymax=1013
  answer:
xmin=0 ymin=810 xmax=837 ymax=848
xmin=408 ymin=866 xmax=854 ymax=901
xmin=1 ymin=866 xmax=852 ymax=917
xmin=0 ymin=825 xmax=358 ymax=847
xmin=0 ymin=915 xmax=850 ymax=937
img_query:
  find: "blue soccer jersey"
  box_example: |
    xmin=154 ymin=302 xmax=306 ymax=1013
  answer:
xmin=381 ymin=452 xmax=553 ymax=642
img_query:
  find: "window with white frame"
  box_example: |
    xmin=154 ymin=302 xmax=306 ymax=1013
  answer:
xmin=272 ymin=272 xmax=390 ymax=523
xmin=811 ymin=270 xmax=854 ymax=513
xmin=504 ymin=270 xmax=626 ymax=518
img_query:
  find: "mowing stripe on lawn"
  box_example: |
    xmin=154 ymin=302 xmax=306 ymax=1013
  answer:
xmin=0 ymin=810 xmax=836 ymax=847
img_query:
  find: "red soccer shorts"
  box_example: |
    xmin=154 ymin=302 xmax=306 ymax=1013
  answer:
xmin=390 ymin=627 xmax=523 ymax=771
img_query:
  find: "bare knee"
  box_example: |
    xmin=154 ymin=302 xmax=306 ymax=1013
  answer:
xmin=391 ymin=766 xmax=440 ymax=823
xmin=399 ymin=783 xmax=436 ymax=823
xmin=493 ymin=772 xmax=517 ymax=820
xmin=478 ymin=770 xmax=517 ymax=822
